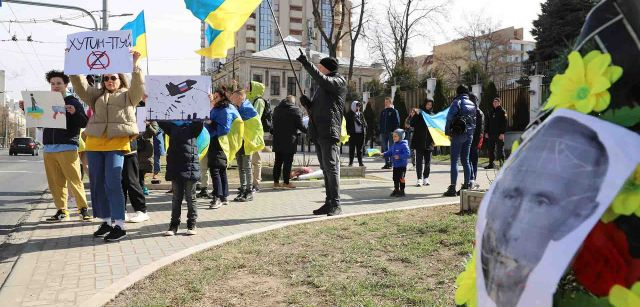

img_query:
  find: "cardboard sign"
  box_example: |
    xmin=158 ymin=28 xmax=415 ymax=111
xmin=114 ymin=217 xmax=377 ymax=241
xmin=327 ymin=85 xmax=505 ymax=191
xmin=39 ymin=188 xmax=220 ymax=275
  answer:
xmin=64 ymin=30 xmax=133 ymax=75
xmin=21 ymin=91 xmax=67 ymax=129
xmin=136 ymin=107 xmax=146 ymax=132
xmin=145 ymin=76 xmax=211 ymax=121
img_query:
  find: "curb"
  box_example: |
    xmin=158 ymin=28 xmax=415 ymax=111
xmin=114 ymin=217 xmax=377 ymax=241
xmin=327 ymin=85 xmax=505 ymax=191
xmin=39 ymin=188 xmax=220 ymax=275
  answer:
xmin=81 ymin=201 xmax=457 ymax=307
xmin=83 ymin=178 xmax=385 ymax=190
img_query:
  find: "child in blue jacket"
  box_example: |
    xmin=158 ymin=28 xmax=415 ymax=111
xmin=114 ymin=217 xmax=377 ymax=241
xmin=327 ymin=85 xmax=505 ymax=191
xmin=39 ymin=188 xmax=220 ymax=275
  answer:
xmin=383 ymin=129 xmax=411 ymax=197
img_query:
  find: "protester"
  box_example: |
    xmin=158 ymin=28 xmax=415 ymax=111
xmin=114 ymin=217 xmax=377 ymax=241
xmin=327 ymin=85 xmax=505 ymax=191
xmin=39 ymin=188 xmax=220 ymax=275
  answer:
xmin=410 ymin=98 xmax=435 ymax=187
xmin=297 ymin=50 xmax=347 ymax=216
xmin=379 ymin=97 xmax=400 ymax=169
xmin=229 ymin=89 xmax=259 ymax=202
xmin=196 ymin=94 xmax=217 ymax=199
xmin=152 ymin=127 xmax=165 ymax=182
xmin=443 ymin=85 xmax=477 ymax=197
xmin=70 ymin=51 xmax=144 ymax=241
xmin=272 ymin=95 xmax=307 ymax=189
xmin=382 ymin=129 xmax=410 ymax=197
xmin=404 ymin=109 xmax=416 ymax=169
xmin=21 ymin=70 xmax=91 ymax=222
xmin=122 ymin=135 xmax=149 ymax=223
xmin=345 ymin=101 xmax=367 ymax=167
xmin=158 ymin=121 xmax=204 ymax=236
xmin=469 ymin=94 xmax=485 ymax=190
xmin=485 ymin=97 xmax=507 ymax=169
xmin=247 ymin=81 xmax=267 ymax=192
xmin=206 ymin=89 xmax=236 ymax=209
xmin=138 ymin=120 xmax=158 ymax=196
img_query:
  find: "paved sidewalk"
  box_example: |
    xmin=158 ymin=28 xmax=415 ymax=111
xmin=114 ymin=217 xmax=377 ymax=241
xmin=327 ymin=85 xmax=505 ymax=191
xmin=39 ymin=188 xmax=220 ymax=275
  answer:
xmin=0 ymin=160 xmax=496 ymax=307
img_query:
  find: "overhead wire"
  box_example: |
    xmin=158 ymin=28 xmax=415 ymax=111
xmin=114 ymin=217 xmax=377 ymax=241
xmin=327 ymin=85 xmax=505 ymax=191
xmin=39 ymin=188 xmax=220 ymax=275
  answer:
xmin=7 ymin=3 xmax=47 ymax=73
xmin=0 ymin=20 xmax=40 ymax=81
xmin=0 ymin=12 xmax=88 ymax=24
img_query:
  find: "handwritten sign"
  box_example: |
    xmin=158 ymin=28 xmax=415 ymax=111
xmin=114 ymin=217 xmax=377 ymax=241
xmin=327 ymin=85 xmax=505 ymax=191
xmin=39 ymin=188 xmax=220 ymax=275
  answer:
xmin=145 ymin=76 xmax=211 ymax=121
xmin=64 ymin=30 xmax=133 ymax=75
xmin=21 ymin=91 xmax=67 ymax=129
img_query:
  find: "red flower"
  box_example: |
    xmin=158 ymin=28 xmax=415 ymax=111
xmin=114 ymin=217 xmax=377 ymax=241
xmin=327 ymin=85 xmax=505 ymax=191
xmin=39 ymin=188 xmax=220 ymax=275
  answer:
xmin=572 ymin=222 xmax=636 ymax=296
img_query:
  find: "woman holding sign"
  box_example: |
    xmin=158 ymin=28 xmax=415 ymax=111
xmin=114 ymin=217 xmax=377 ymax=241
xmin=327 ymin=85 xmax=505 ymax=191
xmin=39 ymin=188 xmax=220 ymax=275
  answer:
xmin=70 ymin=51 xmax=145 ymax=242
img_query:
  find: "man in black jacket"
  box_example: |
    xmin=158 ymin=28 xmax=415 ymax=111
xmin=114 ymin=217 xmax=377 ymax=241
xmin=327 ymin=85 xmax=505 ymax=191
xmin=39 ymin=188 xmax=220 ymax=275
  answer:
xmin=297 ymin=50 xmax=347 ymax=216
xmin=379 ymin=97 xmax=400 ymax=169
xmin=485 ymin=97 xmax=507 ymax=169
xmin=271 ymin=96 xmax=307 ymax=189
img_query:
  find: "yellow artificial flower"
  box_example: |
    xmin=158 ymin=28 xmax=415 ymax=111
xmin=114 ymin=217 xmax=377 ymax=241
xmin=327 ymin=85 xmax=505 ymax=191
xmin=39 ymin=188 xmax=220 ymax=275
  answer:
xmin=544 ymin=50 xmax=623 ymax=114
xmin=609 ymin=282 xmax=640 ymax=307
xmin=602 ymin=165 xmax=640 ymax=223
xmin=455 ymin=251 xmax=477 ymax=307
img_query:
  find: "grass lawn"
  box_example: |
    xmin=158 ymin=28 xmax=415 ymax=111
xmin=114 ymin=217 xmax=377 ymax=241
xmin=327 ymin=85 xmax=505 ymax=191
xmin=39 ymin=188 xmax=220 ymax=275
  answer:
xmin=433 ymin=154 xmax=490 ymax=165
xmin=109 ymin=205 xmax=476 ymax=306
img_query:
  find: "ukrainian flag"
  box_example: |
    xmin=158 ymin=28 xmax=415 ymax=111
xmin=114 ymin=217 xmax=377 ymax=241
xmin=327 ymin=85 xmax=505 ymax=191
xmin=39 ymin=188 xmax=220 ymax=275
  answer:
xmin=340 ymin=117 xmax=350 ymax=145
xmin=243 ymin=116 xmax=265 ymax=155
xmin=420 ymin=108 xmax=451 ymax=147
xmin=185 ymin=0 xmax=262 ymax=58
xmin=120 ymin=11 xmax=147 ymax=58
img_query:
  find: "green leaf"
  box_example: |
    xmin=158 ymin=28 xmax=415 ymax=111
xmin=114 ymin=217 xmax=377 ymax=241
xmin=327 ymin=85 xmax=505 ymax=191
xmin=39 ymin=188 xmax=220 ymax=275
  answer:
xmin=600 ymin=107 xmax=640 ymax=127
xmin=554 ymin=291 xmax=612 ymax=307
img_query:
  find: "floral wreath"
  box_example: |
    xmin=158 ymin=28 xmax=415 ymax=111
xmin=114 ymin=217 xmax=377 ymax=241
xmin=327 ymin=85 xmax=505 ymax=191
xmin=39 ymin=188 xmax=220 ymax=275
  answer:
xmin=454 ymin=50 xmax=640 ymax=307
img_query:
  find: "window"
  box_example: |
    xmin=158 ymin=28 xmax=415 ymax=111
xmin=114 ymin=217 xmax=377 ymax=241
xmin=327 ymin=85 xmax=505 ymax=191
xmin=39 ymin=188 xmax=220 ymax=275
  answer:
xmin=290 ymin=29 xmax=302 ymax=36
xmin=246 ymin=37 xmax=256 ymax=43
xmin=287 ymin=77 xmax=297 ymax=96
xmin=270 ymin=75 xmax=280 ymax=96
xmin=247 ymin=25 xmax=256 ymax=31
xmin=258 ymin=2 xmax=273 ymax=50
xmin=290 ymin=5 xmax=303 ymax=11
xmin=290 ymin=17 xmax=302 ymax=23
xmin=253 ymin=74 xmax=263 ymax=83
xmin=320 ymin=0 xmax=332 ymax=54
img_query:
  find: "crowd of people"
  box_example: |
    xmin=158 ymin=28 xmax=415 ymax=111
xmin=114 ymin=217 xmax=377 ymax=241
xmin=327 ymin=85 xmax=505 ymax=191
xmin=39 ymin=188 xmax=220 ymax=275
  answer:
xmin=23 ymin=48 xmax=507 ymax=242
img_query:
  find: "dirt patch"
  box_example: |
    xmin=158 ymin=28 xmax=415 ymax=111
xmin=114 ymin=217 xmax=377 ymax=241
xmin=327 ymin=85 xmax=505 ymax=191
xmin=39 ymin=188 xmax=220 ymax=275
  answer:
xmin=108 ymin=205 xmax=476 ymax=307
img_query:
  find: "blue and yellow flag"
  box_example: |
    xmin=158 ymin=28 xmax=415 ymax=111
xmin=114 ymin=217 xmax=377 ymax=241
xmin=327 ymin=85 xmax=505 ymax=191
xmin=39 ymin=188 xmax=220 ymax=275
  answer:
xmin=243 ymin=116 xmax=265 ymax=155
xmin=219 ymin=116 xmax=244 ymax=163
xmin=184 ymin=0 xmax=262 ymax=59
xmin=340 ymin=117 xmax=350 ymax=145
xmin=420 ymin=108 xmax=451 ymax=147
xmin=120 ymin=11 xmax=147 ymax=58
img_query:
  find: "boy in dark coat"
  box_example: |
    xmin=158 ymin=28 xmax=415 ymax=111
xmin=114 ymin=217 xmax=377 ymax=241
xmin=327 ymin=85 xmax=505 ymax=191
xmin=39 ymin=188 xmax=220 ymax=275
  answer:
xmin=271 ymin=96 xmax=307 ymax=188
xmin=158 ymin=120 xmax=204 ymax=236
xmin=382 ymin=129 xmax=410 ymax=197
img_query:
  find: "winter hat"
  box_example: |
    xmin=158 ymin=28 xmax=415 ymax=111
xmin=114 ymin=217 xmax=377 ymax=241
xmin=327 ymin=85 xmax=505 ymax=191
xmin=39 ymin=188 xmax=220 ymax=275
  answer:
xmin=456 ymin=85 xmax=470 ymax=95
xmin=319 ymin=57 xmax=339 ymax=73
xmin=393 ymin=128 xmax=405 ymax=141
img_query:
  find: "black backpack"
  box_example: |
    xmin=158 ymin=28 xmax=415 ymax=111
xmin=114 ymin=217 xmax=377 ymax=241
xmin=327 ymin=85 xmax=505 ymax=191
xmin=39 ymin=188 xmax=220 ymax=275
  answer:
xmin=255 ymin=97 xmax=273 ymax=132
xmin=450 ymin=99 xmax=472 ymax=136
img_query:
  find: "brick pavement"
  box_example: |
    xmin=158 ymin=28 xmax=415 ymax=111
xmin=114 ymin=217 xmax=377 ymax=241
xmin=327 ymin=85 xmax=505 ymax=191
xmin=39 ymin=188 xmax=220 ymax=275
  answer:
xmin=0 ymin=159 xmax=495 ymax=307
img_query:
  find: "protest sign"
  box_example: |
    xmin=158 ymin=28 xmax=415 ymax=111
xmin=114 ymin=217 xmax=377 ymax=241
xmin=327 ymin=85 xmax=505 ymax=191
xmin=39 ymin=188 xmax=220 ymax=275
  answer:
xmin=145 ymin=76 xmax=211 ymax=121
xmin=64 ymin=30 xmax=133 ymax=75
xmin=136 ymin=107 xmax=146 ymax=132
xmin=21 ymin=91 xmax=67 ymax=129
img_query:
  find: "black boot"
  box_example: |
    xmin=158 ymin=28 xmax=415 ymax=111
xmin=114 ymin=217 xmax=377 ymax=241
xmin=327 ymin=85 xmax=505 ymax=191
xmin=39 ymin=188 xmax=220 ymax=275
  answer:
xmin=197 ymin=188 xmax=211 ymax=199
xmin=443 ymin=185 xmax=457 ymax=197
xmin=390 ymin=190 xmax=399 ymax=197
xmin=234 ymin=189 xmax=246 ymax=202
xmin=313 ymin=203 xmax=331 ymax=215
xmin=457 ymin=183 xmax=470 ymax=196
xmin=243 ymin=189 xmax=254 ymax=202
xmin=484 ymin=163 xmax=495 ymax=169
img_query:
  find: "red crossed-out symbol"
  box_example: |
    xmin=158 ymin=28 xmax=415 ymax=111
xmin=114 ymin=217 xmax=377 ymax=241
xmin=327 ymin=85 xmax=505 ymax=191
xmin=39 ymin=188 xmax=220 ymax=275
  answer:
xmin=86 ymin=51 xmax=110 ymax=70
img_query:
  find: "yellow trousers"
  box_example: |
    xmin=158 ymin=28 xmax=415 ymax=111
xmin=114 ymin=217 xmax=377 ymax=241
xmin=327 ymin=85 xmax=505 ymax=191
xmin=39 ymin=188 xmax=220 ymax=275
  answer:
xmin=43 ymin=151 xmax=88 ymax=212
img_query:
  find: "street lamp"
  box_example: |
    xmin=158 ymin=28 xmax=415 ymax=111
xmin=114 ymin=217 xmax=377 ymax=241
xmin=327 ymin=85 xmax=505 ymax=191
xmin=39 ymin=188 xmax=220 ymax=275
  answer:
xmin=52 ymin=19 xmax=96 ymax=31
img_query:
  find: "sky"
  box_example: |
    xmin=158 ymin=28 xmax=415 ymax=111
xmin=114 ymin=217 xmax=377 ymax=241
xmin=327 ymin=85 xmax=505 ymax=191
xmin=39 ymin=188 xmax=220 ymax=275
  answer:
xmin=0 ymin=0 xmax=544 ymax=101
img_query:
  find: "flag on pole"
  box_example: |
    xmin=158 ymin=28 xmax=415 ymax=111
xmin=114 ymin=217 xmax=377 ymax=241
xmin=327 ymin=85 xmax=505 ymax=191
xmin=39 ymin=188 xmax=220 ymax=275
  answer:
xmin=184 ymin=0 xmax=262 ymax=59
xmin=120 ymin=11 xmax=148 ymax=58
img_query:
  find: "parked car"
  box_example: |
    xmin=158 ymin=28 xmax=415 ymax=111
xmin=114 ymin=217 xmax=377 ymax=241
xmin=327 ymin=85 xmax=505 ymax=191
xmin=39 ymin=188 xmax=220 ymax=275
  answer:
xmin=9 ymin=137 xmax=39 ymax=156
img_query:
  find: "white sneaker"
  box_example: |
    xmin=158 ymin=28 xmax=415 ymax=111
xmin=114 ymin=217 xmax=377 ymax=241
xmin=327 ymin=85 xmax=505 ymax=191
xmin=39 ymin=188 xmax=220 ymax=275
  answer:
xmin=416 ymin=179 xmax=423 ymax=187
xmin=124 ymin=213 xmax=130 ymax=222
xmin=129 ymin=211 xmax=150 ymax=223
xmin=472 ymin=181 xmax=480 ymax=190
xmin=209 ymin=199 xmax=222 ymax=209
xmin=423 ymin=178 xmax=430 ymax=186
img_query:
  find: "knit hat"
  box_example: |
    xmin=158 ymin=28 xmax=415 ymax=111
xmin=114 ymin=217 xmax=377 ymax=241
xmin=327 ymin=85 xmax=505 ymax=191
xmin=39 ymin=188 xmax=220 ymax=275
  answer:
xmin=319 ymin=57 xmax=339 ymax=73
xmin=393 ymin=128 xmax=405 ymax=141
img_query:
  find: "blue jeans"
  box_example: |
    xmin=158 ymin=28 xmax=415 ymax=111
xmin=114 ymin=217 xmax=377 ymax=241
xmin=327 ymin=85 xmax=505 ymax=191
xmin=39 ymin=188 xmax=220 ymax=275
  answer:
xmin=88 ymin=151 xmax=126 ymax=221
xmin=470 ymin=147 xmax=479 ymax=181
xmin=450 ymin=132 xmax=473 ymax=186
xmin=380 ymin=133 xmax=394 ymax=165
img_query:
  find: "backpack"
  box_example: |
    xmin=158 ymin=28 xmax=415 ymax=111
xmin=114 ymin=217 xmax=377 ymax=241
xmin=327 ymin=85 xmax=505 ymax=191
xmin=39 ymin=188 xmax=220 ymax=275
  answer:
xmin=255 ymin=97 xmax=273 ymax=132
xmin=450 ymin=99 xmax=472 ymax=136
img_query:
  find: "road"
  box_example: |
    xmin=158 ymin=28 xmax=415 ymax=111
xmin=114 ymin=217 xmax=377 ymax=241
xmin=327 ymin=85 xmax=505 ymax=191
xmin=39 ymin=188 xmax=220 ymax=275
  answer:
xmin=0 ymin=149 xmax=48 ymax=245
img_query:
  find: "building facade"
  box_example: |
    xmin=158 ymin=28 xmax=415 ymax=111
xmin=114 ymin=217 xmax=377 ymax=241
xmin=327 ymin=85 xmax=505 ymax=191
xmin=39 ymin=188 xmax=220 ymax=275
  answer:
xmin=202 ymin=0 xmax=353 ymax=76
xmin=429 ymin=27 xmax=535 ymax=86
xmin=213 ymin=36 xmax=383 ymax=104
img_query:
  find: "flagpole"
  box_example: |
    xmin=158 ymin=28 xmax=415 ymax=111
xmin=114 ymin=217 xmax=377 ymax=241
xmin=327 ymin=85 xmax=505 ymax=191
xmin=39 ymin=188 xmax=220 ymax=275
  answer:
xmin=265 ymin=0 xmax=303 ymax=95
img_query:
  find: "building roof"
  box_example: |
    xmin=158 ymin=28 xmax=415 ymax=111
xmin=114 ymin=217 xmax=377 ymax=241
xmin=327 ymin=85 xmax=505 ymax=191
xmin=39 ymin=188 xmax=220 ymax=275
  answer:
xmin=251 ymin=40 xmax=373 ymax=68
